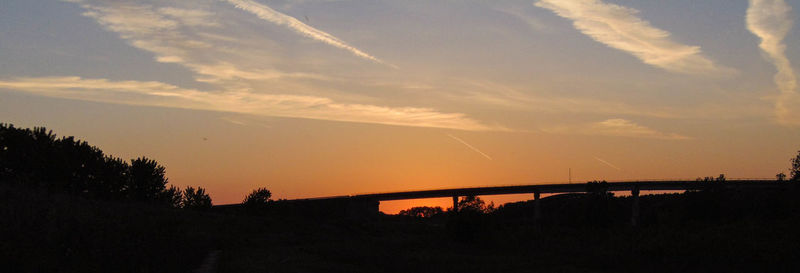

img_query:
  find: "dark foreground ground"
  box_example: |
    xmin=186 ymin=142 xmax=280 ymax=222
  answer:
xmin=2 ymin=184 xmax=800 ymax=273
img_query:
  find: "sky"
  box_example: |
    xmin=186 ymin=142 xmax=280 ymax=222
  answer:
xmin=1 ymin=0 xmax=799 ymax=213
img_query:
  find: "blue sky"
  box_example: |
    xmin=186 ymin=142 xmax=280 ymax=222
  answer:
xmin=1 ymin=0 xmax=798 ymax=206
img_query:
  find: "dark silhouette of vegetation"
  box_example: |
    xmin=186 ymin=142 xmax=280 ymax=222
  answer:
xmin=0 ymin=123 xmax=208 ymax=207
xmin=454 ymin=195 xmax=495 ymax=213
xmin=696 ymin=174 xmax=726 ymax=182
xmin=0 ymin=124 xmax=221 ymax=272
xmin=791 ymin=149 xmax=800 ymax=181
xmin=183 ymin=186 xmax=212 ymax=210
xmin=4 ymin=122 xmax=800 ymax=272
xmin=242 ymin=187 xmax=272 ymax=209
xmin=398 ymin=206 xmax=444 ymax=218
xmin=777 ymin=172 xmax=787 ymax=181
xmin=162 ymin=185 xmax=184 ymax=208
xmin=445 ymin=196 xmax=495 ymax=242
xmin=213 ymin=186 xmax=800 ymax=273
xmin=585 ymin=180 xmax=614 ymax=197
xmin=0 ymin=183 xmax=215 ymax=273
xmin=127 ymin=157 xmax=169 ymax=201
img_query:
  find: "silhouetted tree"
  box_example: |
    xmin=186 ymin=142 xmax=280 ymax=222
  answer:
xmin=791 ymin=149 xmax=800 ymax=182
xmin=0 ymin=124 xmax=187 ymax=206
xmin=586 ymin=180 xmax=613 ymax=197
xmin=243 ymin=187 xmax=272 ymax=209
xmin=399 ymin=206 xmax=444 ymax=218
xmin=182 ymin=186 xmax=212 ymax=210
xmin=456 ymin=196 xmax=495 ymax=214
xmin=92 ymin=156 xmax=130 ymax=199
xmin=126 ymin=157 xmax=169 ymax=201
xmin=159 ymin=185 xmax=183 ymax=208
xmin=696 ymin=175 xmax=726 ymax=182
xmin=777 ymin=172 xmax=787 ymax=181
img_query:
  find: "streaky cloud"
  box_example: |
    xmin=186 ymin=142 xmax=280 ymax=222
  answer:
xmin=593 ymin=156 xmax=621 ymax=171
xmin=225 ymin=0 xmax=389 ymax=66
xmin=157 ymin=7 xmax=220 ymax=27
xmin=447 ymin=134 xmax=493 ymax=161
xmin=65 ymin=0 xmax=341 ymax=84
xmin=535 ymin=0 xmax=732 ymax=75
xmin=0 ymin=77 xmax=494 ymax=131
xmin=543 ymin=118 xmax=690 ymax=140
xmin=53 ymin=1 xmax=493 ymax=131
xmin=589 ymin=119 xmax=690 ymax=140
xmin=746 ymin=0 xmax=799 ymax=125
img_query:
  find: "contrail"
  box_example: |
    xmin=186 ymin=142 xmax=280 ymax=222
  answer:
xmin=593 ymin=156 xmax=621 ymax=171
xmin=225 ymin=0 xmax=390 ymax=66
xmin=447 ymin=134 xmax=493 ymax=161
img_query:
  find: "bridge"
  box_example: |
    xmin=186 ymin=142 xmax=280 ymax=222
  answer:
xmin=284 ymin=179 xmax=788 ymax=225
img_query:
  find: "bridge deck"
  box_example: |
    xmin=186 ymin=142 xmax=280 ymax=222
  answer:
xmin=349 ymin=180 xmax=781 ymax=201
xmin=212 ymin=180 xmax=789 ymax=209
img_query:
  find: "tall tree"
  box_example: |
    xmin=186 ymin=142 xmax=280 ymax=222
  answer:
xmin=126 ymin=157 xmax=169 ymax=201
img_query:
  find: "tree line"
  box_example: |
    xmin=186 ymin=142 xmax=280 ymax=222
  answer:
xmin=0 ymin=123 xmax=211 ymax=209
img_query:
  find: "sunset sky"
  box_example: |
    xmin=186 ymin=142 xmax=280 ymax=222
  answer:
xmin=1 ymin=0 xmax=798 ymax=213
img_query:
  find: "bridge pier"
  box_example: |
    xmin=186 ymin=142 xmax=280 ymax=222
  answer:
xmin=533 ymin=191 xmax=541 ymax=222
xmin=452 ymin=196 xmax=459 ymax=213
xmin=631 ymin=185 xmax=640 ymax=227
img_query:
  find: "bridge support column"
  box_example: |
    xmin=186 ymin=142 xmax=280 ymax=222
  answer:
xmin=631 ymin=186 xmax=640 ymax=227
xmin=533 ymin=191 xmax=541 ymax=222
xmin=452 ymin=196 xmax=459 ymax=213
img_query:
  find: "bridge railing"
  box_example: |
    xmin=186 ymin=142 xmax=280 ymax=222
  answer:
xmin=347 ymin=178 xmax=776 ymax=197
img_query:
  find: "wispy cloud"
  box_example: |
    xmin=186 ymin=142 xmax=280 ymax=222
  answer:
xmin=447 ymin=134 xmax=493 ymax=160
xmin=593 ymin=156 xmax=621 ymax=170
xmin=0 ymin=77 xmax=493 ymax=131
xmin=218 ymin=116 xmax=272 ymax=128
xmin=43 ymin=1 xmax=495 ymax=130
xmin=454 ymin=80 xmax=679 ymax=118
xmin=589 ymin=119 xmax=690 ymax=140
xmin=443 ymin=79 xmax=762 ymax=120
xmin=534 ymin=0 xmax=731 ymax=75
xmin=70 ymin=1 xmax=211 ymax=66
xmin=746 ymin=0 xmax=799 ymax=125
xmin=494 ymin=6 xmax=548 ymax=32
xmin=224 ymin=0 xmax=388 ymax=65
xmin=544 ymin=118 xmax=690 ymax=140
xmin=65 ymin=0 xmax=339 ymax=84
xmin=157 ymin=7 xmax=220 ymax=27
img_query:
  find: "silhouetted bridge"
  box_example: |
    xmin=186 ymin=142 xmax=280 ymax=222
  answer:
xmin=280 ymin=179 xmax=787 ymax=225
